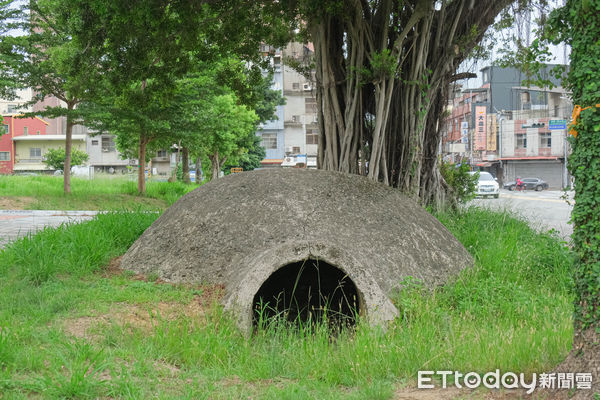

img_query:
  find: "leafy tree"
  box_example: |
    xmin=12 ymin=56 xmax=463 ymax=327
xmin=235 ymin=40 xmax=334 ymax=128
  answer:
xmin=43 ymin=148 xmax=88 ymax=172
xmin=72 ymin=1 xmax=292 ymax=193
xmin=0 ymin=0 xmax=104 ymax=193
xmin=180 ymin=91 xmax=258 ymax=180
xmin=79 ymin=76 xmax=177 ymax=184
xmin=272 ymin=0 xmax=514 ymax=207
xmin=169 ymin=59 xmax=282 ymax=181
xmin=550 ymin=0 xmax=600 ymax=380
xmin=226 ymin=134 xmax=267 ymax=172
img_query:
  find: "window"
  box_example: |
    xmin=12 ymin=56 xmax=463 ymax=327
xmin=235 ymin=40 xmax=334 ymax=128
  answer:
xmin=91 ymin=140 xmax=99 ymax=145
xmin=292 ymin=82 xmax=300 ymax=90
xmin=0 ymin=152 xmax=10 ymax=161
xmin=292 ymin=146 xmax=301 ymax=153
xmin=23 ymin=126 xmax=28 ymax=135
xmin=540 ymin=132 xmax=552 ymax=148
xmin=30 ymin=148 xmax=42 ymax=158
xmin=291 ymin=115 xmax=300 ymax=123
xmin=2 ymin=124 xmax=8 ymax=135
xmin=101 ymin=136 xmax=116 ymax=152
xmin=306 ymin=128 xmax=319 ymax=145
xmin=516 ymin=134 xmax=527 ymax=149
xmin=261 ymin=133 xmax=277 ymax=149
xmin=305 ymin=97 xmax=317 ymax=113
xmin=157 ymin=150 xmax=167 ymax=158
xmin=6 ymin=104 xmax=17 ymax=113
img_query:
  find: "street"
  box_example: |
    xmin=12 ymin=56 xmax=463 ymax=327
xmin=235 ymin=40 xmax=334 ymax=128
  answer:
xmin=469 ymin=189 xmax=574 ymax=240
xmin=0 ymin=210 xmax=98 ymax=249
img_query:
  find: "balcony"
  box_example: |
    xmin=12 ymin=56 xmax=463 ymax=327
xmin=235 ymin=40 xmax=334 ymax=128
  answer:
xmin=284 ymin=120 xmax=302 ymax=127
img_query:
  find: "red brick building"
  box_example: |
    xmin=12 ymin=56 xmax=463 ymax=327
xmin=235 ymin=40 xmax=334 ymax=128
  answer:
xmin=0 ymin=115 xmax=49 ymax=174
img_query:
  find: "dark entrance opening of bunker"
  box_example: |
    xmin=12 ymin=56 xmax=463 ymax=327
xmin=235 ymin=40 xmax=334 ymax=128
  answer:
xmin=252 ymin=259 xmax=360 ymax=329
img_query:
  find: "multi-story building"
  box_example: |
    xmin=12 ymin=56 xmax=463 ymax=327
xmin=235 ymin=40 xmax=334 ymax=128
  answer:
xmin=258 ymin=42 xmax=319 ymax=168
xmin=442 ymin=64 xmax=572 ymax=188
xmin=0 ymin=114 xmax=87 ymax=174
xmin=86 ymin=134 xmax=132 ymax=174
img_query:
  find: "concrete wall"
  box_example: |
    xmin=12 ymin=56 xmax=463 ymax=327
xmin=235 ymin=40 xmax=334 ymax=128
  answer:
xmin=0 ymin=89 xmax=33 ymax=114
xmin=87 ymin=134 xmax=130 ymax=170
xmin=500 ymin=119 xmax=566 ymax=158
xmin=14 ymin=138 xmax=86 ymax=171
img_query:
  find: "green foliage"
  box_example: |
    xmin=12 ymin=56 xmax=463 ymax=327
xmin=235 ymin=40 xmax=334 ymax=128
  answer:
xmin=439 ymin=162 xmax=477 ymax=207
xmin=0 ymin=0 xmax=107 ymax=193
xmin=0 ymin=208 xmax=573 ymax=397
xmin=542 ymin=0 xmax=600 ymax=329
xmin=0 ymin=211 xmax=158 ymax=284
xmin=226 ymin=134 xmax=267 ymax=172
xmin=0 ymin=175 xmax=193 ymax=210
xmin=368 ymin=49 xmax=397 ymax=81
xmin=43 ymin=148 xmax=89 ymax=171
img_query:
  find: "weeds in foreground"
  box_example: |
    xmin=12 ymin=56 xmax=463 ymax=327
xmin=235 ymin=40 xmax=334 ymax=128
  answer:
xmin=0 ymin=207 xmax=574 ymax=399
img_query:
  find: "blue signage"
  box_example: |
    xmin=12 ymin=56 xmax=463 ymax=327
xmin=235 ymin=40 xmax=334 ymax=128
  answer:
xmin=549 ymin=119 xmax=567 ymax=130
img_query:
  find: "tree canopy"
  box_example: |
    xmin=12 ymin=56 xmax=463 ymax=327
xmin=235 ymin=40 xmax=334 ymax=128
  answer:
xmin=0 ymin=0 xmax=106 ymax=193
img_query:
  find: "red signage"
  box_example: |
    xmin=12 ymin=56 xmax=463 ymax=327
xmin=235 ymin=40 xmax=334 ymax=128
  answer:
xmin=475 ymin=106 xmax=487 ymax=151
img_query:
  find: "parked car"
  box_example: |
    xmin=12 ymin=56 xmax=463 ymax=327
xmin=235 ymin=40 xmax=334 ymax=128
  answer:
xmin=503 ymin=178 xmax=549 ymax=191
xmin=469 ymin=171 xmax=500 ymax=198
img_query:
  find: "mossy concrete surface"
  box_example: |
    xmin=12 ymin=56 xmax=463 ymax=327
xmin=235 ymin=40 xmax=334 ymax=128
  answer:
xmin=121 ymin=169 xmax=473 ymax=331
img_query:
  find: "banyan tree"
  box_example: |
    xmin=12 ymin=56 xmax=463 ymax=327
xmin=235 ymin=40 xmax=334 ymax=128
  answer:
xmin=289 ymin=0 xmax=514 ymax=205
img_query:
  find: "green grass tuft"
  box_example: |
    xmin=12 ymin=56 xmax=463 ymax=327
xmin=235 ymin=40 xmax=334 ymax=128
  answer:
xmin=0 ymin=207 xmax=575 ymax=398
xmin=0 ymin=174 xmax=196 ymax=210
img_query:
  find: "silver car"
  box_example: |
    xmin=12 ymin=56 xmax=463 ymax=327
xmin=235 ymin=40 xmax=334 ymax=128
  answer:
xmin=470 ymin=171 xmax=500 ymax=198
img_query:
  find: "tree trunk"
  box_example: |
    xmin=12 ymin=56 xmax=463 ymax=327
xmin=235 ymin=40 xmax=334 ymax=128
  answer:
xmin=63 ymin=102 xmax=74 ymax=194
xmin=169 ymin=142 xmax=180 ymax=183
xmin=137 ymin=134 xmax=148 ymax=194
xmin=308 ymin=0 xmax=512 ymax=208
xmin=182 ymin=147 xmax=190 ymax=184
xmin=195 ymin=156 xmax=202 ymax=184
xmin=209 ymin=151 xmax=220 ymax=180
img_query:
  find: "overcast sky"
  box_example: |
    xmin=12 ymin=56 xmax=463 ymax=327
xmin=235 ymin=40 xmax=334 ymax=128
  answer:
xmin=459 ymin=0 xmax=570 ymax=89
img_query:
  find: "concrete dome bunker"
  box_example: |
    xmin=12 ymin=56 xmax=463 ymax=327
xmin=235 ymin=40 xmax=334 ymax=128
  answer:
xmin=120 ymin=168 xmax=474 ymax=333
xmin=222 ymin=242 xmax=399 ymax=332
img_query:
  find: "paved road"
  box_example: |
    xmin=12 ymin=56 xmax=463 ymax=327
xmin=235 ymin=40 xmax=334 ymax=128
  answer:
xmin=469 ymin=189 xmax=574 ymax=240
xmin=0 ymin=210 xmax=98 ymax=249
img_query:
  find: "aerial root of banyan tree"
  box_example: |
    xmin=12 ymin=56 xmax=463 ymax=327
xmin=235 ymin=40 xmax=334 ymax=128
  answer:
xmin=307 ymin=0 xmax=513 ymax=207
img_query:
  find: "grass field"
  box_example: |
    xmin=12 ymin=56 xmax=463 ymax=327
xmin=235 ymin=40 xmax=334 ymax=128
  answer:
xmin=0 ymin=208 xmax=574 ymax=399
xmin=0 ymin=175 xmax=196 ymax=211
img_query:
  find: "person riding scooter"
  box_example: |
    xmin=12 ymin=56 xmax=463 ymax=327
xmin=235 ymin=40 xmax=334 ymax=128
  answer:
xmin=516 ymin=176 xmax=524 ymax=190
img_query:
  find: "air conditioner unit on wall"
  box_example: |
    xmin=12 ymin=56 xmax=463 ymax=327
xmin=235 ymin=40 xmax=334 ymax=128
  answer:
xmin=303 ymin=83 xmax=311 ymax=91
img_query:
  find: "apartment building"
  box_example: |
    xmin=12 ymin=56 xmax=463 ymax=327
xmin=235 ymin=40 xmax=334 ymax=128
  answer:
xmin=258 ymin=42 xmax=318 ymax=168
xmin=441 ymin=64 xmax=572 ymax=188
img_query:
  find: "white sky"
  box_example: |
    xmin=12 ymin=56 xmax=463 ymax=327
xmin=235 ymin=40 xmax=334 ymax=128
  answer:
xmin=458 ymin=1 xmax=570 ymax=89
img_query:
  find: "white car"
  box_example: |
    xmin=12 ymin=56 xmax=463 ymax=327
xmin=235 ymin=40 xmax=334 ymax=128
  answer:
xmin=470 ymin=171 xmax=499 ymax=198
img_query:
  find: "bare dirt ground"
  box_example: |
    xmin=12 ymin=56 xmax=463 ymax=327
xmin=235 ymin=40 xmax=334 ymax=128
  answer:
xmin=63 ymin=257 xmax=225 ymax=341
xmin=0 ymin=196 xmax=35 ymax=209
